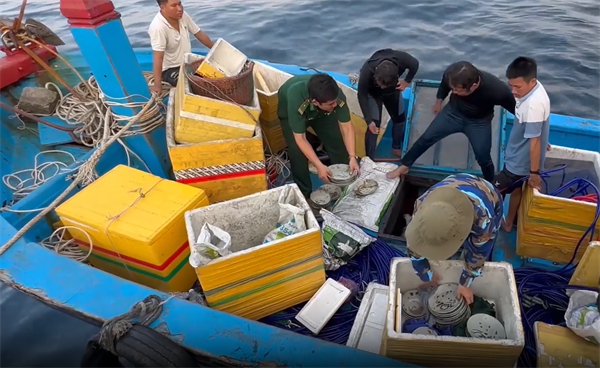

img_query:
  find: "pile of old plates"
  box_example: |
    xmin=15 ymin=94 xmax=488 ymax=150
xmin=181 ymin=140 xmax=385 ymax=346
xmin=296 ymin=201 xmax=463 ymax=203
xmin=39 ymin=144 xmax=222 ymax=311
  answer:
xmin=402 ymin=289 xmax=427 ymax=319
xmin=328 ymin=164 xmax=357 ymax=186
xmin=466 ymin=314 xmax=506 ymax=340
xmin=428 ymin=283 xmax=471 ymax=326
xmin=412 ymin=326 xmax=439 ymax=336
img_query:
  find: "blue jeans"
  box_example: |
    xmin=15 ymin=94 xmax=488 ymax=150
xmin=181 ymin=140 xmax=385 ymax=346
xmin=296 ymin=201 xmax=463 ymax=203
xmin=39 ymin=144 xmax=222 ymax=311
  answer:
xmin=365 ymin=91 xmax=406 ymax=159
xmin=400 ymin=104 xmax=495 ymax=182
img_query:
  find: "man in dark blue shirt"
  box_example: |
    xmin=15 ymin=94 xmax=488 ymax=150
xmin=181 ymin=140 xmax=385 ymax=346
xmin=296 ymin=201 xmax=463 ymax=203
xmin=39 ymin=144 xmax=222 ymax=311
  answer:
xmin=387 ymin=61 xmax=516 ymax=183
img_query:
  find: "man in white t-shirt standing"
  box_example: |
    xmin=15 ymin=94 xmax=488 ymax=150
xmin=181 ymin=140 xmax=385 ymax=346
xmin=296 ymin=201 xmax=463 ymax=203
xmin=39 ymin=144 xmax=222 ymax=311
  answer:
xmin=148 ymin=0 xmax=215 ymax=94
xmin=492 ymin=56 xmax=551 ymax=232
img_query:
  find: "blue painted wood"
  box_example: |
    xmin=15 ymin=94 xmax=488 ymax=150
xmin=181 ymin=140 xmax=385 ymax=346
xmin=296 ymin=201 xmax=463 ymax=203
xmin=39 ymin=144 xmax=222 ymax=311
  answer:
xmin=0 ymin=215 xmax=414 ymax=367
xmin=38 ymin=116 xmax=75 ymax=146
xmin=68 ymin=19 xmax=171 ymax=179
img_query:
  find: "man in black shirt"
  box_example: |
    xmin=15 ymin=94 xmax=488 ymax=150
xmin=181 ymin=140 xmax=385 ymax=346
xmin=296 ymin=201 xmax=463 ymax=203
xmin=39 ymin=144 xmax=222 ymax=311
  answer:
xmin=357 ymin=49 xmax=419 ymax=159
xmin=387 ymin=61 xmax=516 ymax=182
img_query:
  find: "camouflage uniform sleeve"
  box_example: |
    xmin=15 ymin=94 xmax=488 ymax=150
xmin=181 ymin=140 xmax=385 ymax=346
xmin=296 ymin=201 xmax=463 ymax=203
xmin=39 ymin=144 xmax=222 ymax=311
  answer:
xmin=410 ymin=248 xmax=433 ymax=282
xmin=408 ymin=189 xmax=432 ymax=282
xmin=459 ymin=226 xmax=497 ymax=287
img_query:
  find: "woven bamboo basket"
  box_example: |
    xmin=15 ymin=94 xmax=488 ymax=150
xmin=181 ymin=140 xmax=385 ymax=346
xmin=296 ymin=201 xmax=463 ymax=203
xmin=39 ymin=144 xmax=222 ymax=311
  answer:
xmin=186 ymin=59 xmax=255 ymax=106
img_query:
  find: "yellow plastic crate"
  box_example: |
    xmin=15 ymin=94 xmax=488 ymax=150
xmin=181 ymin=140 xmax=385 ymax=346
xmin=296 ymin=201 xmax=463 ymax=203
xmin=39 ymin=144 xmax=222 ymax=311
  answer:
xmin=517 ymin=184 xmax=600 ymax=263
xmin=173 ymin=86 xmax=255 ymax=144
xmin=253 ymin=62 xmax=293 ymax=124
xmin=55 ymin=165 xmax=209 ymax=292
xmin=517 ymin=146 xmax=600 ymax=264
xmin=184 ymin=184 xmax=325 ymax=320
xmin=260 ymin=119 xmax=287 ymax=154
xmin=166 ymin=89 xmax=268 ymax=203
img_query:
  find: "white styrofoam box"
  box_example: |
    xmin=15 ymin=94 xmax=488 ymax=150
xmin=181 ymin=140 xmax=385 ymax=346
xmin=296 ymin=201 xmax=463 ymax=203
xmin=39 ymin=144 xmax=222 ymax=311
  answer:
xmin=253 ymin=61 xmax=293 ymax=97
xmin=296 ymin=278 xmax=351 ymax=335
xmin=384 ymin=258 xmax=526 ymax=367
xmin=346 ymin=282 xmax=389 ymax=354
xmin=202 ymin=38 xmax=247 ymax=77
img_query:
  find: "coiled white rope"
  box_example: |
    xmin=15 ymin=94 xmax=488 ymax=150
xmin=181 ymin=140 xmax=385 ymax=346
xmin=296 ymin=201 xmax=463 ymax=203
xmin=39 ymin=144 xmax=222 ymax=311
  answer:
xmin=55 ymin=73 xmax=169 ymax=148
xmin=40 ymin=225 xmax=93 ymax=263
xmin=2 ymin=150 xmax=79 ymax=205
xmin=0 ymin=93 xmax=161 ymax=257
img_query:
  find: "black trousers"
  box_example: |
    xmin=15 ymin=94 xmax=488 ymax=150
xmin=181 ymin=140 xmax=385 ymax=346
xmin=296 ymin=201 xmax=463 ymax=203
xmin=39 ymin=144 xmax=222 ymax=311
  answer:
xmin=401 ymin=104 xmax=495 ymax=182
xmin=365 ymin=90 xmax=406 ymax=159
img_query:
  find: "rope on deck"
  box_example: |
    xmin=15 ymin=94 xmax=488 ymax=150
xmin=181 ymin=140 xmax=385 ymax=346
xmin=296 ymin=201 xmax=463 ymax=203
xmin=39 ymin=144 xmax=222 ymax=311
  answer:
xmin=98 ymin=295 xmax=171 ymax=355
xmin=0 ymin=93 xmax=161 ymax=255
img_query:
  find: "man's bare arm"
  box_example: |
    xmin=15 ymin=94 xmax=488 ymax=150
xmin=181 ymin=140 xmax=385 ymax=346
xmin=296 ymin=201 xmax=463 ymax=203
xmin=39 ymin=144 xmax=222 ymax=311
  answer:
xmin=152 ymin=50 xmax=165 ymax=93
xmin=194 ymin=31 xmax=214 ymax=49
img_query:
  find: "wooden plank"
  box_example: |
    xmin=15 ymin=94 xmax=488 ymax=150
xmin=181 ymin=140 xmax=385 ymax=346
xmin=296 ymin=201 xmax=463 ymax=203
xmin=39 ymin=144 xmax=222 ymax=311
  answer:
xmin=534 ymin=322 xmax=599 ymax=368
xmin=569 ymin=241 xmax=600 ymax=289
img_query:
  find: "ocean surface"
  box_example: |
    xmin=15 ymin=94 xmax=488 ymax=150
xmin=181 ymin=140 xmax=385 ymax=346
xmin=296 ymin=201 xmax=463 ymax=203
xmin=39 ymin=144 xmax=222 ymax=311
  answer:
xmin=1 ymin=0 xmax=599 ymax=366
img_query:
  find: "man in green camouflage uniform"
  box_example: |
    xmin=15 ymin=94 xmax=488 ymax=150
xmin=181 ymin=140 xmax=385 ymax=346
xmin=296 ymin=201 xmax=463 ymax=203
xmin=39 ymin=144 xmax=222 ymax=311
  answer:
xmin=277 ymin=73 xmax=360 ymax=197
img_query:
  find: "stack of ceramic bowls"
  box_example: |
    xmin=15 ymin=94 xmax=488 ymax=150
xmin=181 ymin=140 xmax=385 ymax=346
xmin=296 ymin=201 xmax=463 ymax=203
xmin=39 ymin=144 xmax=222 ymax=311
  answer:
xmin=319 ymin=184 xmax=342 ymax=202
xmin=308 ymin=188 xmax=331 ymax=210
xmin=402 ymin=290 xmax=427 ymax=319
xmin=466 ymin=314 xmax=506 ymax=340
xmin=328 ymin=164 xmax=358 ymax=186
xmin=412 ymin=326 xmax=439 ymax=336
xmin=428 ymin=283 xmax=471 ymax=326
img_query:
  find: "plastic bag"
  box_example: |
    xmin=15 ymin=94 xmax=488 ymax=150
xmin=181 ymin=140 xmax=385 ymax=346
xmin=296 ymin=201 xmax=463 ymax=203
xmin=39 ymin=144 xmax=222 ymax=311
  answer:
xmin=332 ymin=157 xmax=400 ymax=232
xmin=189 ymin=223 xmax=232 ymax=267
xmin=320 ymin=209 xmax=375 ymax=271
xmin=565 ymin=290 xmax=600 ymax=345
xmin=263 ymin=186 xmax=307 ymax=243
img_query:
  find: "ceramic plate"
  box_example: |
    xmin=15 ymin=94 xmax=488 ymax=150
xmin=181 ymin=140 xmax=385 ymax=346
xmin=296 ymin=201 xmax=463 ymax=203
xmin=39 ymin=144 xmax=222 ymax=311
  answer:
xmin=319 ymin=184 xmax=342 ymax=201
xmin=412 ymin=327 xmax=438 ymax=336
xmin=310 ymin=189 xmax=331 ymax=207
xmin=466 ymin=314 xmax=506 ymax=340
xmin=329 ymin=164 xmax=353 ymax=181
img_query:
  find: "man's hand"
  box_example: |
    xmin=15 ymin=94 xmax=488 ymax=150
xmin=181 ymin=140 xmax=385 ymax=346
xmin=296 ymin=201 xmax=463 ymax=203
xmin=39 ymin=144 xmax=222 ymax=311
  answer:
xmin=433 ymin=100 xmax=442 ymax=114
xmin=368 ymin=122 xmax=380 ymax=135
xmin=547 ymin=143 xmax=552 ymax=151
xmin=419 ymin=272 xmax=441 ymax=289
xmin=457 ymin=284 xmax=474 ymax=304
xmin=349 ymin=157 xmax=360 ymax=176
xmin=386 ymin=165 xmax=409 ymax=179
xmin=528 ymin=173 xmax=542 ymax=190
xmin=396 ymin=79 xmax=409 ymax=91
xmin=316 ymin=164 xmax=332 ymax=184
xmin=150 ymin=83 xmax=162 ymax=95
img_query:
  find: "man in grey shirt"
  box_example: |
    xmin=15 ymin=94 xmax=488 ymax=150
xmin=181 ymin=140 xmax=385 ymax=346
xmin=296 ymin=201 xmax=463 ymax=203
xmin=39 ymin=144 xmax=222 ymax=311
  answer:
xmin=493 ymin=57 xmax=551 ymax=232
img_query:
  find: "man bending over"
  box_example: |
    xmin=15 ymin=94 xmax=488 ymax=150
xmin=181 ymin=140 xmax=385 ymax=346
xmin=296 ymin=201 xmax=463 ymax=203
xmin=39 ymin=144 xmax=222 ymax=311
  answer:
xmin=387 ymin=62 xmax=516 ymax=182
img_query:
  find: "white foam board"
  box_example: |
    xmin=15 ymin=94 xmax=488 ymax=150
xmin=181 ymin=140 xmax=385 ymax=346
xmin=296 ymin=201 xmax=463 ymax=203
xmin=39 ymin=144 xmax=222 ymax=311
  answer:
xmin=295 ymin=278 xmax=351 ymax=335
xmin=346 ymin=282 xmax=389 ymax=354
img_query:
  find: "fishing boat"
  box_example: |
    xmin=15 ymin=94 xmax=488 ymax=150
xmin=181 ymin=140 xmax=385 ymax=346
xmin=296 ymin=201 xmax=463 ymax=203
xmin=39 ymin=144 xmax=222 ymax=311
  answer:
xmin=1 ymin=1 xmax=599 ymax=367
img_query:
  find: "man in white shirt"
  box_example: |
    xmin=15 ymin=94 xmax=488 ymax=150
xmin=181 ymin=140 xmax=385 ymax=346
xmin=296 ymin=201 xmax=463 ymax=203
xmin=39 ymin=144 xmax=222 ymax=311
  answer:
xmin=148 ymin=0 xmax=214 ymax=94
xmin=492 ymin=56 xmax=551 ymax=232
